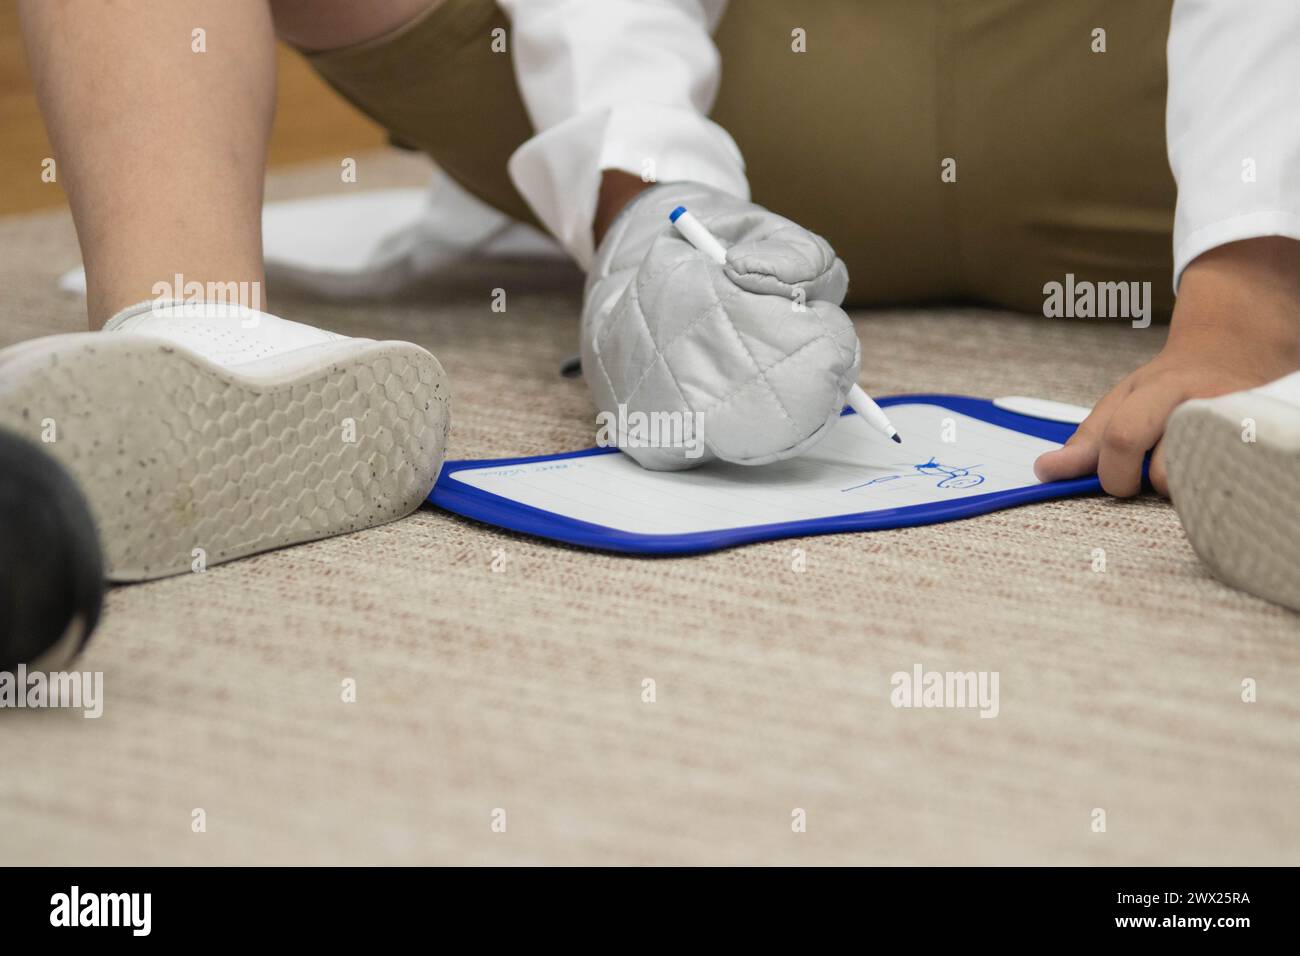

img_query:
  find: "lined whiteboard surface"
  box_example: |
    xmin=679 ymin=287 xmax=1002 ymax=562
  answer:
xmin=448 ymin=404 xmax=1061 ymax=537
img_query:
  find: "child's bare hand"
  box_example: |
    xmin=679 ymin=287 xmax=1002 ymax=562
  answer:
xmin=1034 ymin=238 xmax=1300 ymax=497
xmin=1034 ymin=337 xmax=1267 ymax=496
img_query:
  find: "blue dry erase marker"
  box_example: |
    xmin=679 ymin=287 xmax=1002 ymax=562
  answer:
xmin=669 ymin=206 xmax=729 ymax=264
xmin=669 ymin=205 xmax=902 ymax=444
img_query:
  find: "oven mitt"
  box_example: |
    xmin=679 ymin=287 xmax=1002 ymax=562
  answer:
xmin=581 ymin=181 xmax=860 ymax=470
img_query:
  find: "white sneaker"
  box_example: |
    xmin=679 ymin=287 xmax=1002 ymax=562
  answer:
xmin=1164 ymin=371 xmax=1300 ymax=611
xmin=0 ymin=301 xmax=450 ymax=581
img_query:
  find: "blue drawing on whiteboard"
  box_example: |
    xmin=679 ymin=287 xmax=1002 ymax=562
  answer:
xmin=842 ymin=457 xmax=986 ymax=493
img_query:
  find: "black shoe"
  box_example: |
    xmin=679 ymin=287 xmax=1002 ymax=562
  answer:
xmin=0 ymin=427 xmax=104 ymax=669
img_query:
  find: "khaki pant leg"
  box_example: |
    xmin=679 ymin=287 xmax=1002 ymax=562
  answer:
xmin=302 ymin=0 xmax=539 ymax=228
xmin=303 ymin=0 xmax=1177 ymax=317
xmin=946 ymin=0 xmax=1176 ymax=318
xmin=711 ymin=0 xmax=1176 ymax=315
xmin=712 ymin=1 xmax=957 ymax=308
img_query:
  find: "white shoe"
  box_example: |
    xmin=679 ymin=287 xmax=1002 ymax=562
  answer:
xmin=0 ymin=301 xmax=450 ymax=581
xmin=1164 ymin=371 xmax=1300 ymax=611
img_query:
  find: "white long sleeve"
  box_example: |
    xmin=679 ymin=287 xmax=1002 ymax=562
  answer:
xmin=498 ymin=0 xmax=748 ymax=268
xmin=1167 ymin=0 xmax=1300 ymax=291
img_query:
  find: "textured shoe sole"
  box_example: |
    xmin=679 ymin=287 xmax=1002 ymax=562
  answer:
xmin=0 ymin=333 xmax=449 ymax=581
xmin=1165 ymin=395 xmax=1300 ymax=612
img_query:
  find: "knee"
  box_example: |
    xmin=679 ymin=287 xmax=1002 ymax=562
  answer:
xmin=270 ymin=0 xmax=437 ymax=52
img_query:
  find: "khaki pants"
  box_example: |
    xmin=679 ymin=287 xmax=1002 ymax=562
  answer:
xmin=306 ymin=0 xmax=1176 ymax=316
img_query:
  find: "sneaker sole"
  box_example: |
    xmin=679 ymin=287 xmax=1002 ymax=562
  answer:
xmin=1164 ymin=393 xmax=1300 ymax=611
xmin=0 ymin=333 xmax=449 ymax=581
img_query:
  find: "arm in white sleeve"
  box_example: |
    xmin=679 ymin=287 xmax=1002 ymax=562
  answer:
xmin=1167 ymin=0 xmax=1300 ymax=291
xmin=497 ymin=0 xmax=749 ymax=268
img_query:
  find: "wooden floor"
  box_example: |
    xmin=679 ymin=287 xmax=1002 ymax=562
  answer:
xmin=0 ymin=0 xmax=386 ymax=216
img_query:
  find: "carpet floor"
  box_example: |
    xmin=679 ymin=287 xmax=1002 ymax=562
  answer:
xmin=1 ymin=152 xmax=1296 ymax=865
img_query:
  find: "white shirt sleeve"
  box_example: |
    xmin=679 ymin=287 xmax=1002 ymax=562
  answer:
xmin=498 ymin=0 xmax=748 ymax=268
xmin=1166 ymin=0 xmax=1300 ymax=291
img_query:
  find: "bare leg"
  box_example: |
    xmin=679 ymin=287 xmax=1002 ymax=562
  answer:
xmin=271 ymin=0 xmax=438 ymax=53
xmin=20 ymin=0 xmax=443 ymax=330
xmin=6 ymin=0 xmax=454 ymax=584
xmin=19 ymin=0 xmax=277 ymax=329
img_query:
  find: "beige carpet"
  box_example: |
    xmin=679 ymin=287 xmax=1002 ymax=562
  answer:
xmin=1 ymin=151 xmax=1297 ymax=866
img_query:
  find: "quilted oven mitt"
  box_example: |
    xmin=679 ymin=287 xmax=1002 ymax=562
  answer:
xmin=581 ymin=182 xmax=861 ymax=470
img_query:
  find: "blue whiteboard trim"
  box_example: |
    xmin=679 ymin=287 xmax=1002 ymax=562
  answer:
xmin=428 ymin=394 xmax=1103 ymax=555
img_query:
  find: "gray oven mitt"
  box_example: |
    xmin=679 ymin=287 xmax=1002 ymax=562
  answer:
xmin=581 ymin=182 xmax=860 ymax=470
